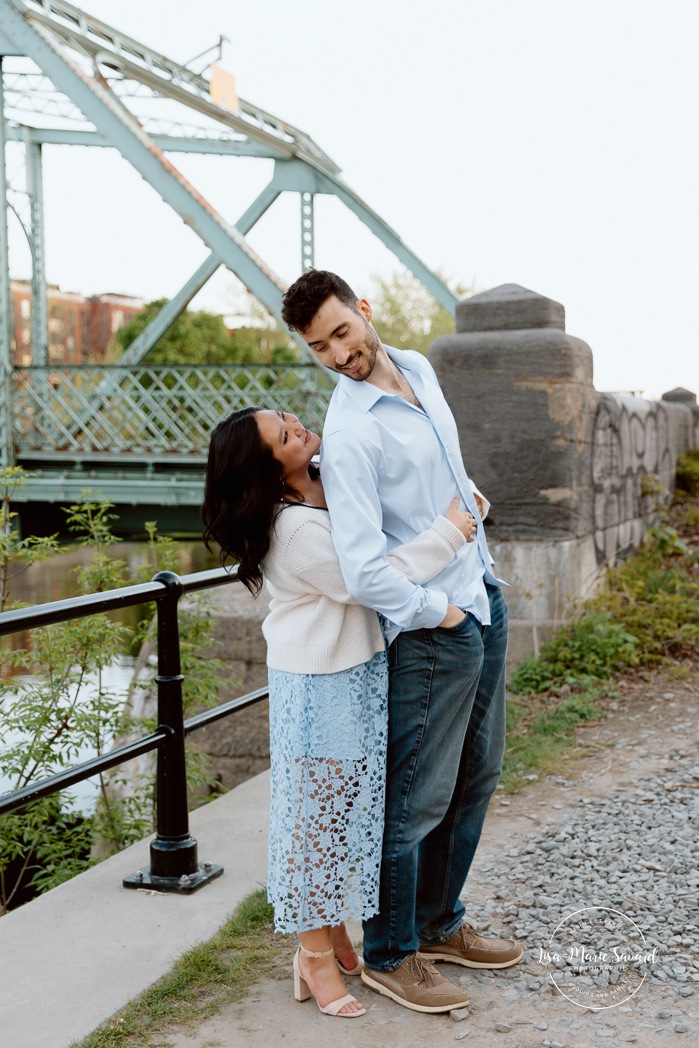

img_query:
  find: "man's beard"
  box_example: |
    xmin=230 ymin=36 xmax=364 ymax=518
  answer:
xmin=338 ymin=323 xmax=380 ymax=381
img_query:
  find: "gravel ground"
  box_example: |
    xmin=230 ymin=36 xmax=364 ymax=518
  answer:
xmin=163 ymin=665 xmax=699 ymax=1048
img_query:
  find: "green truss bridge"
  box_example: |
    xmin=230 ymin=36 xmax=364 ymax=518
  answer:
xmin=0 ymin=0 xmax=457 ymax=532
xmin=8 ymin=361 xmax=336 ymax=533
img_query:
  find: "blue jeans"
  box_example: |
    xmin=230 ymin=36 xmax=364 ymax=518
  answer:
xmin=362 ymin=584 xmax=508 ymax=970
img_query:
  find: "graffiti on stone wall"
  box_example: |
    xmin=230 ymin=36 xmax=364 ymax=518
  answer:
xmin=592 ymin=396 xmax=673 ymax=564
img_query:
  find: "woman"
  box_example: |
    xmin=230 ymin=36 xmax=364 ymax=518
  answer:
xmin=202 ymin=407 xmax=477 ymax=1018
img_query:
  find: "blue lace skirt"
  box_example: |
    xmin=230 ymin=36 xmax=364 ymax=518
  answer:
xmin=267 ymin=649 xmax=388 ymax=933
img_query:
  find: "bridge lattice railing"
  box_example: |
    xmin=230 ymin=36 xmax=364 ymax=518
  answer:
xmin=12 ymin=364 xmax=336 ymax=457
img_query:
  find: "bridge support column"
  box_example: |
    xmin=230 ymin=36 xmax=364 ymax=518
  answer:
xmin=26 ymin=136 xmax=48 ymax=367
xmin=0 ymin=59 xmax=15 ymax=467
xmin=301 ymin=191 xmax=315 ymax=271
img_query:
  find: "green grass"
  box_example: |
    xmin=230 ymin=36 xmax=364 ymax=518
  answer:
xmin=72 ymin=888 xmax=288 ymax=1048
xmin=500 ymin=688 xmax=607 ymax=792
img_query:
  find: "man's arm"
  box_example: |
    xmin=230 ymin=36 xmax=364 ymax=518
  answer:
xmin=321 ymin=430 xmax=450 ymax=630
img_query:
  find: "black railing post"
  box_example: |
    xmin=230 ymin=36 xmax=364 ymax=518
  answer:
xmin=123 ymin=571 xmax=223 ymax=894
xmin=150 ymin=570 xmax=196 ymax=876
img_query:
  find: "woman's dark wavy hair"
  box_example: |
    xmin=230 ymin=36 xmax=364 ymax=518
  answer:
xmin=202 ymin=407 xmax=318 ymax=595
xmin=202 ymin=407 xmax=284 ymax=595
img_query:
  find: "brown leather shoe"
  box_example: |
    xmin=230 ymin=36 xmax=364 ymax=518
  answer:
xmin=360 ymin=954 xmax=470 ymax=1013
xmin=419 ymin=923 xmax=523 ymax=969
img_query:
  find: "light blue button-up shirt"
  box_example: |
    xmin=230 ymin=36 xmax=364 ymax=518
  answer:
xmin=320 ymin=346 xmax=506 ymax=640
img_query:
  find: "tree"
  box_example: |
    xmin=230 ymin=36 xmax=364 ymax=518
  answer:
xmin=369 ymin=269 xmax=473 ymax=356
xmin=109 ymin=299 xmax=299 ymax=366
xmin=109 ymin=300 xmax=233 ymax=364
xmin=224 ymin=289 xmax=300 ymax=364
xmin=225 ymin=324 xmax=299 ymax=365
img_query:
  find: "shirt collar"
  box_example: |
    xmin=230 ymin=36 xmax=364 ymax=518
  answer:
xmin=334 ymin=345 xmax=419 ymax=414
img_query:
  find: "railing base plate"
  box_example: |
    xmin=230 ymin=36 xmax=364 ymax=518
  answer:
xmin=123 ymin=862 xmax=224 ymax=894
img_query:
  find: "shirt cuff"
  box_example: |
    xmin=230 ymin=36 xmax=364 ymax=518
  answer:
xmin=469 ymin=481 xmax=490 ymax=520
xmin=417 ymin=588 xmax=449 ymax=629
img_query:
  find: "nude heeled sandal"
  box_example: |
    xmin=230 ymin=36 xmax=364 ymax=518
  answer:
xmin=293 ymin=945 xmax=366 ymax=1018
xmin=336 ymin=953 xmax=364 ymax=976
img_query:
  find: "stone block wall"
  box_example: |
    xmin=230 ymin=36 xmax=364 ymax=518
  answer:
xmin=591 ymin=392 xmax=687 ymax=563
xmin=431 ymin=283 xmax=698 ymax=663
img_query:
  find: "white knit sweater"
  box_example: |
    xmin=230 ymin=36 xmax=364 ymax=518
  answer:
xmin=262 ymin=503 xmax=466 ymax=674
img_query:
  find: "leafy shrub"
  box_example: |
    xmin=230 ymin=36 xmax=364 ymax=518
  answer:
xmin=511 ymin=612 xmax=638 ymax=694
xmin=589 ymin=533 xmax=699 ymax=663
xmin=675 ymin=448 xmax=699 ymax=497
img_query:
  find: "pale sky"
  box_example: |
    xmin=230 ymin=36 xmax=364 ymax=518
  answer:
xmin=4 ymin=0 xmax=698 ymax=400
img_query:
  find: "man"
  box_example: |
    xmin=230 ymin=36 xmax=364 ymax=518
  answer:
xmin=281 ymin=271 xmax=522 ymax=1014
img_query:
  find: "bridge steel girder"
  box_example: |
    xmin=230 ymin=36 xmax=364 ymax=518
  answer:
xmin=100 ymin=179 xmax=283 ymax=370
xmin=270 ymin=159 xmax=459 ymax=315
xmin=13 ymin=125 xmax=289 ymax=159
xmin=323 ymin=172 xmax=459 ymax=315
xmin=14 ymin=124 xmax=461 ymax=323
xmin=116 ymin=254 xmax=222 ymax=368
xmin=23 ymin=0 xmax=340 ymax=176
xmin=3 ymin=126 xmax=290 ymax=367
xmin=11 ymin=471 xmax=207 ymax=507
xmin=234 ymin=180 xmax=282 ymax=240
xmin=4 ymin=122 xmax=291 ymax=368
xmin=0 ymin=2 xmax=291 ymax=329
xmin=64 ymin=179 xmax=289 ymax=435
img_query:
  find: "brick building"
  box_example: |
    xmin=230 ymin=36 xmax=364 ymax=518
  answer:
xmin=10 ymin=280 xmax=143 ymax=366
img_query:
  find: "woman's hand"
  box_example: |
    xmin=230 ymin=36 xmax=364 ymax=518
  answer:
xmin=445 ymin=497 xmax=477 ymax=542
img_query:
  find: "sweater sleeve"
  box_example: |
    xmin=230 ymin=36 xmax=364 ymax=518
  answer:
xmin=284 ymin=518 xmax=363 ymax=604
xmin=385 ymin=515 xmax=465 ymax=583
xmin=284 ymin=514 xmax=464 ymax=600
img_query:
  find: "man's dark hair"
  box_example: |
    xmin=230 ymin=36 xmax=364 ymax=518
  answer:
xmin=281 ymin=270 xmax=359 ymax=332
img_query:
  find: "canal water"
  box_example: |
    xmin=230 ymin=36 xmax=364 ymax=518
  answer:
xmin=0 ymin=540 xmax=217 ymax=810
xmin=6 ymin=540 xmax=216 ymax=609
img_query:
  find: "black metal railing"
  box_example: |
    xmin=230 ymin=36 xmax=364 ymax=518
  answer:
xmin=0 ymin=566 xmax=268 ymax=894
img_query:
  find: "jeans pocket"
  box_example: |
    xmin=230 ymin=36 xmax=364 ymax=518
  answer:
xmin=438 ymin=611 xmax=470 ymax=634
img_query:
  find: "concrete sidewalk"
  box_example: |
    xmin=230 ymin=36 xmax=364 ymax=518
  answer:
xmin=0 ymin=772 xmax=271 ymax=1048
